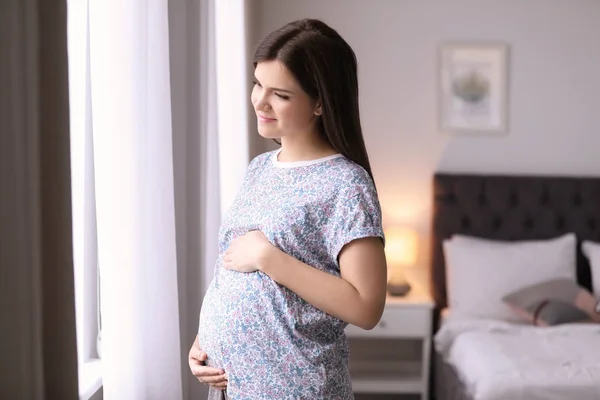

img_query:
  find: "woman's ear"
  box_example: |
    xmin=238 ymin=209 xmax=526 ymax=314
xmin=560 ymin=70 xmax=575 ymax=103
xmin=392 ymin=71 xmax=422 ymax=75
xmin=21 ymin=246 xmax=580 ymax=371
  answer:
xmin=315 ymin=103 xmax=323 ymax=116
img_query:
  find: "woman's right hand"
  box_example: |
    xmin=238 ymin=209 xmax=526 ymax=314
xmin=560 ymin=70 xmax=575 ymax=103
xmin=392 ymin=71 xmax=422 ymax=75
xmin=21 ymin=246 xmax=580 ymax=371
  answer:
xmin=188 ymin=336 xmax=228 ymax=390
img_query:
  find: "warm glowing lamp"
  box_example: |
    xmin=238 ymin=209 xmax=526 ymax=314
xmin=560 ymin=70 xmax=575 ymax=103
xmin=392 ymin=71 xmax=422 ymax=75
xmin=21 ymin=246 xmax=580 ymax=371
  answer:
xmin=384 ymin=227 xmax=418 ymax=296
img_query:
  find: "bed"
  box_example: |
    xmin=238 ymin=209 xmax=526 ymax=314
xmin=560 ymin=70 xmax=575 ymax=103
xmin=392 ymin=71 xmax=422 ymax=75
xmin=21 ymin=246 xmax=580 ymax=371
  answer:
xmin=429 ymin=173 xmax=600 ymax=400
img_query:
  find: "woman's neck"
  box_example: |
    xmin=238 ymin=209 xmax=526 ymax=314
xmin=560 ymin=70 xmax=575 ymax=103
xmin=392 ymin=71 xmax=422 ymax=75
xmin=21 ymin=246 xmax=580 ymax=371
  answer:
xmin=278 ymin=135 xmax=337 ymax=162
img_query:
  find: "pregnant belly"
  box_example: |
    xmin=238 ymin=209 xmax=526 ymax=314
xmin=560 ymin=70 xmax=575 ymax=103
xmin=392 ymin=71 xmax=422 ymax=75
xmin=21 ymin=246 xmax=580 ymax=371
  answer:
xmin=197 ymin=269 xmax=293 ymax=368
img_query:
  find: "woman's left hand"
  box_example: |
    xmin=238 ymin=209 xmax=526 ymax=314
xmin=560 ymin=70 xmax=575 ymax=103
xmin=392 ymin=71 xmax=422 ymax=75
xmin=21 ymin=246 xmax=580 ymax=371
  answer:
xmin=223 ymin=230 xmax=274 ymax=273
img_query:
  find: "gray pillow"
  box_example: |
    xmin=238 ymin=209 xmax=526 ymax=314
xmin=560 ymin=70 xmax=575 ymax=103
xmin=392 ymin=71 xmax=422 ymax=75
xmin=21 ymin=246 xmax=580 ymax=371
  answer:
xmin=502 ymin=278 xmax=599 ymax=326
xmin=534 ymin=299 xmax=590 ymax=325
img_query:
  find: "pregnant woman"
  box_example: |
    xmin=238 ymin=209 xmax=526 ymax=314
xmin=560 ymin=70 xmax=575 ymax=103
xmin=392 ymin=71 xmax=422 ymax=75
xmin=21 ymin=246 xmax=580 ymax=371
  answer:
xmin=188 ymin=18 xmax=388 ymax=400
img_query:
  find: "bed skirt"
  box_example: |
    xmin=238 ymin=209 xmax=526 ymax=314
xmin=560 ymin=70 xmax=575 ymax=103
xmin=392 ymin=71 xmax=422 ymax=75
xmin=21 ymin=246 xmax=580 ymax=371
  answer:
xmin=434 ymin=348 xmax=473 ymax=400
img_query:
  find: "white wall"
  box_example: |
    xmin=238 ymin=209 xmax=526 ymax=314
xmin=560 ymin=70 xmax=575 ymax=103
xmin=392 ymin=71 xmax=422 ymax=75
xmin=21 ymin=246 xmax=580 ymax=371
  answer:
xmin=250 ymin=0 xmax=600 ymax=268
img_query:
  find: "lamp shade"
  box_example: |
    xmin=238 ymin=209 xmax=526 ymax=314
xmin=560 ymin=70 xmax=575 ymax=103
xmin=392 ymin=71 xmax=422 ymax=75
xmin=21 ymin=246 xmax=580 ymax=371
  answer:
xmin=384 ymin=226 xmax=418 ymax=267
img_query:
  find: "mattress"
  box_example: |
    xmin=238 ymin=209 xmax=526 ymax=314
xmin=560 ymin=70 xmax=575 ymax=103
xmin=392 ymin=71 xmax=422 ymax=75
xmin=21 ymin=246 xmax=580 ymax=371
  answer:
xmin=434 ymin=317 xmax=600 ymax=400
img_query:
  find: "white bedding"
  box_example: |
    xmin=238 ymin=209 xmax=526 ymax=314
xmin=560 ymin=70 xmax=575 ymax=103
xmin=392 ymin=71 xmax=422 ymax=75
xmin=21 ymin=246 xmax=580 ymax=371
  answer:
xmin=435 ymin=317 xmax=600 ymax=400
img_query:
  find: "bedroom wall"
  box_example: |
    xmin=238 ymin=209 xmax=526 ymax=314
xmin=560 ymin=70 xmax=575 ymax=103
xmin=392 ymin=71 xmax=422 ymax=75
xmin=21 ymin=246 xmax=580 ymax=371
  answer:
xmin=247 ymin=0 xmax=600 ymax=275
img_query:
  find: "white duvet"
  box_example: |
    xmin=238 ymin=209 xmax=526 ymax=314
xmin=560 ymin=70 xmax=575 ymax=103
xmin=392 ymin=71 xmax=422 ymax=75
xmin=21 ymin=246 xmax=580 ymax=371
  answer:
xmin=434 ymin=318 xmax=600 ymax=400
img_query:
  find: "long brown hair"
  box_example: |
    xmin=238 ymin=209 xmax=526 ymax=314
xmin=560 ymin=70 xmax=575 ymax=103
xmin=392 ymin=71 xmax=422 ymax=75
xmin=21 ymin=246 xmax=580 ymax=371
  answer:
xmin=253 ymin=19 xmax=374 ymax=181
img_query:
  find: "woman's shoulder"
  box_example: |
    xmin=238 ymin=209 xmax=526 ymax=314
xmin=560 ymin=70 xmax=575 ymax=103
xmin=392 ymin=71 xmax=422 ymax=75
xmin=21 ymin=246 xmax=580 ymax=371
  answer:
xmin=320 ymin=157 xmax=378 ymax=202
xmin=247 ymin=150 xmax=277 ymax=171
xmin=327 ymin=157 xmax=374 ymax=187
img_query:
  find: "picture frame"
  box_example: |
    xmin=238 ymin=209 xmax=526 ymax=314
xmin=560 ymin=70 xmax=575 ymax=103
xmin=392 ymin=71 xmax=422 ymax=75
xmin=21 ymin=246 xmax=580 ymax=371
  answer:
xmin=438 ymin=43 xmax=509 ymax=134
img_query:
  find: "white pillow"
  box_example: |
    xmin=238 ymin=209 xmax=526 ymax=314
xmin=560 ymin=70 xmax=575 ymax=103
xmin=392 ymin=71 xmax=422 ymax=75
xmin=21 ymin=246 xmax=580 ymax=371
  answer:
xmin=443 ymin=233 xmax=576 ymax=322
xmin=582 ymin=240 xmax=600 ymax=297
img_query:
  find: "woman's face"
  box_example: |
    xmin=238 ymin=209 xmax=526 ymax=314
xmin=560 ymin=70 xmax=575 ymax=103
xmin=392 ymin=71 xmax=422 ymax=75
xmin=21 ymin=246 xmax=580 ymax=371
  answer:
xmin=251 ymin=60 xmax=321 ymax=140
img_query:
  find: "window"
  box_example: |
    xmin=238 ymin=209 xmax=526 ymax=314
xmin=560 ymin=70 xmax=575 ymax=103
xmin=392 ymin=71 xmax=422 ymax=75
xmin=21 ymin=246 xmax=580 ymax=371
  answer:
xmin=66 ymin=1 xmax=102 ymax=398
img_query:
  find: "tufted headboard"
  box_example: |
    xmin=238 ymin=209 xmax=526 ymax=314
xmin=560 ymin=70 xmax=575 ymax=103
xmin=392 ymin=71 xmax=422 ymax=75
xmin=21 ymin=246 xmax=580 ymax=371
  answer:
xmin=430 ymin=173 xmax=600 ymax=311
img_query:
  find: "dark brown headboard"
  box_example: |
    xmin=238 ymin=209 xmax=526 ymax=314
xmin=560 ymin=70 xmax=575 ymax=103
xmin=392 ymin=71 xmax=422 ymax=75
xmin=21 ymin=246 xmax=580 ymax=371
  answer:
xmin=430 ymin=173 xmax=600 ymax=311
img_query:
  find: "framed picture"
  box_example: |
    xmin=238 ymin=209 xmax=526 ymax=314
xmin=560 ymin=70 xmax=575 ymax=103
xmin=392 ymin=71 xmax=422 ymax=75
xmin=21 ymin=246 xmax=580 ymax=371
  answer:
xmin=439 ymin=43 xmax=509 ymax=134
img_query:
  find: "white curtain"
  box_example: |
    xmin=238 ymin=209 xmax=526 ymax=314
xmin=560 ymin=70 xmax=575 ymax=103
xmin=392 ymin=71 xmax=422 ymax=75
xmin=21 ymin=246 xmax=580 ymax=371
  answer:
xmin=88 ymin=1 xmax=183 ymax=398
xmin=70 ymin=0 xmax=252 ymax=397
xmin=214 ymin=0 xmax=251 ymax=214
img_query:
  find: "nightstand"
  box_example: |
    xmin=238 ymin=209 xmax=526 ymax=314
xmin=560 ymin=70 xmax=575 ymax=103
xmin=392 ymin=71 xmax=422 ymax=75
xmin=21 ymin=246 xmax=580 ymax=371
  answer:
xmin=345 ymin=288 xmax=434 ymax=400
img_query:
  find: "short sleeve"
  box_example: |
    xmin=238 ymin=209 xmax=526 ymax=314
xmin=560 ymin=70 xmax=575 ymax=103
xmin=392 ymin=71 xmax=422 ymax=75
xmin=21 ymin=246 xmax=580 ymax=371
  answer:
xmin=327 ymin=181 xmax=385 ymax=263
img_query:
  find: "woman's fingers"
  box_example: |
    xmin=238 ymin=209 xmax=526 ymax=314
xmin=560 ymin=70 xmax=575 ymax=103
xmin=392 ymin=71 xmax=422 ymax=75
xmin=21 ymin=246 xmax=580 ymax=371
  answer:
xmin=192 ymin=366 xmax=228 ymax=388
xmin=189 ymin=347 xmax=206 ymax=362
xmin=187 ymin=339 xmax=228 ymax=389
xmin=190 ymin=363 xmax=224 ymax=377
xmin=211 ymin=380 xmax=228 ymax=390
xmin=201 ymin=373 xmax=228 ymax=384
xmin=187 ymin=340 xmax=227 ymax=390
xmin=195 ymin=350 xmax=207 ymax=362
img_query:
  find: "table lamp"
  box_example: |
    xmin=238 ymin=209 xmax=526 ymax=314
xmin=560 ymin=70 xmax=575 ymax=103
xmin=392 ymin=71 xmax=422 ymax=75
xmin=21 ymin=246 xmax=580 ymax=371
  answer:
xmin=384 ymin=226 xmax=418 ymax=296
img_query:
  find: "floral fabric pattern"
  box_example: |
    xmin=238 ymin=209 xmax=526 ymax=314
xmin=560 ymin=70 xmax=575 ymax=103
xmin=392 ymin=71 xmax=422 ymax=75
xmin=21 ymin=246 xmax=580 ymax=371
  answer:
xmin=198 ymin=150 xmax=384 ymax=400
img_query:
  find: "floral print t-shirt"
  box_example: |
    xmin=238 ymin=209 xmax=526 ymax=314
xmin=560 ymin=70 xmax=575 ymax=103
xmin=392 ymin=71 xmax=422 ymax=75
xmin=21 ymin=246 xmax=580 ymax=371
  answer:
xmin=198 ymin=149 xmax=384 ymax=400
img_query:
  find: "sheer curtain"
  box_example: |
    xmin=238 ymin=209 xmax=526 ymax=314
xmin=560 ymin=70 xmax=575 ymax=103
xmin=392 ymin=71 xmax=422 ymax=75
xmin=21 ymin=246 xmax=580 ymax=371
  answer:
xmin=68 ymin=0 xmax=249 ymax=397
xmin=85 ymin=0 xmax=233 ymax=398
xmin=87 ymin=1 xmax=182 ymax=398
